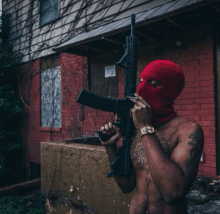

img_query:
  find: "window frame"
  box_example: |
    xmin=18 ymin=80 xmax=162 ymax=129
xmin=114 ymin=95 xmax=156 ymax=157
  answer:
xmin=38 ymin=0 xmax=60 ymax=27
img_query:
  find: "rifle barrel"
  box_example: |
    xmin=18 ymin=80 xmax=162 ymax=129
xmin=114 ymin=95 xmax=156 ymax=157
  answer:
xmin=131 ymin=14 xmax=135 ymax=36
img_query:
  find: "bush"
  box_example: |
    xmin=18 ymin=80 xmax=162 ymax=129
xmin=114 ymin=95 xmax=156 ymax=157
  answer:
xmin=0 ymin=189 xmax=46 ymax=214
xmin=0 ymin=15 xmax=23 ymax=186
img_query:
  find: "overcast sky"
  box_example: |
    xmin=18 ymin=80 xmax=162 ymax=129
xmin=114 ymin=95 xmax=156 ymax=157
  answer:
xmin=0 ymin=0 xmax=2 ymax=13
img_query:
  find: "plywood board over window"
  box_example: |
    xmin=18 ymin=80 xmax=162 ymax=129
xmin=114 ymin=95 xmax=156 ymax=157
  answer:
xmin=40 ymin=55 xmax=61 ymax=128
xmin=41 ymin=66 xmax=61 ymax=128
xmin=40 ymin=54 xmax=59 ymax=70
xmin=90 ymin=52 xmax=120 ymax=98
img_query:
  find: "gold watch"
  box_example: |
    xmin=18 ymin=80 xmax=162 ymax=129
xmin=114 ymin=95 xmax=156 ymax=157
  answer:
xmin=140 ymin=125 xmax=155 ymax=138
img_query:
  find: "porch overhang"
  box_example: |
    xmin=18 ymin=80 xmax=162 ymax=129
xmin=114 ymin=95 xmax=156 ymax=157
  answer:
xmin=53 ymin=0 xmax=220 ymax=56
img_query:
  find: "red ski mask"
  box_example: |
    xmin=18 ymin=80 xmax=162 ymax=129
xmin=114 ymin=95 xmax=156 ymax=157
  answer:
xmin=137 ymin=60 xmax=185 ymax=127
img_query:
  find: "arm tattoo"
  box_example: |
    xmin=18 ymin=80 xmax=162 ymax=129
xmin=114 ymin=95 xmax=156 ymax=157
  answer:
xmin=185 ymin=125 xmax=204 ymax=172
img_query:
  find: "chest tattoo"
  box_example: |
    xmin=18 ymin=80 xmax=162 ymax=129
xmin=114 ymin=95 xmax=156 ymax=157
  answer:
xmin=185 ymin=126 xmax=204 ymax=172
xmin=157 ymin=132 xmax=176 ymax=157
xmin=131 ymin=133 xmax=148 ymax=170
xmin=131 ymin=130 xmax=176 ymax=170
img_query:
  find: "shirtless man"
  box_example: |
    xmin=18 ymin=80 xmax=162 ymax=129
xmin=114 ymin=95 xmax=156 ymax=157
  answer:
xmin=100 ymin=60 xmax=204 ymax=214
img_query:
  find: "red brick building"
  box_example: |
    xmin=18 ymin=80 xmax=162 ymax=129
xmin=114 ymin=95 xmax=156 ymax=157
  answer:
xmin=2 ymin=0 xmax=220 ymax=179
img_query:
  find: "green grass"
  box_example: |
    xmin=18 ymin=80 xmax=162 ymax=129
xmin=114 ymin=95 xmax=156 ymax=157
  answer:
xmin=0 ymin=189 xmax=46 ymax=214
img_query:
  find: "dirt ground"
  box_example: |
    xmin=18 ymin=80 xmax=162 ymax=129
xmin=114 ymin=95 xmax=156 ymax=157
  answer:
xmin=0 ymin=176 xmax=219 ymax=214
xmin=187 ymin=176 xmax=220 ymax=214
xmin=189 ymin=176 xmax=220 ymax=200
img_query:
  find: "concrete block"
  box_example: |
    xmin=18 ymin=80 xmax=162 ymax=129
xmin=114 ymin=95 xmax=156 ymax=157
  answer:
xmin=41 ymin=141 xmax=134 ymax=214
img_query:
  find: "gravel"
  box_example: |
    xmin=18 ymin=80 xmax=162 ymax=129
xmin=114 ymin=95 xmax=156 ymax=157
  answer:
xmin=187 ymin=176 xmax=220 ymax=214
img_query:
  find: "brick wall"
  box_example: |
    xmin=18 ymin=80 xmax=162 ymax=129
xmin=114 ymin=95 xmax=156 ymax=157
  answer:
xmin=165 ymin=31 xmax=216 ymax=178
xmin=166 ymin=29 xmax=215 ymax=178
xmin=19 ymin=52 xmax=117 ymax=173
xmin=60 ymin=52 xmax=88 ymax=139
xmin=19 ymin=53 xmax=90 ymax=172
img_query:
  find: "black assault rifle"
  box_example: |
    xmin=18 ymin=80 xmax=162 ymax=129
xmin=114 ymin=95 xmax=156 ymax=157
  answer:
xmin=76 ymin=14 xmax=138 ymax=178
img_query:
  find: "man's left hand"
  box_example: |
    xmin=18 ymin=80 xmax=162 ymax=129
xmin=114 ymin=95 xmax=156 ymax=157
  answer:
xmin=128 ymin=93 xmax=152 ymax=129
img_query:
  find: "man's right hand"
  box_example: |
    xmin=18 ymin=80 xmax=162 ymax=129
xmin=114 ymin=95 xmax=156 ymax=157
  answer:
xmin=100 ymin=122 xmax=122 ymax=145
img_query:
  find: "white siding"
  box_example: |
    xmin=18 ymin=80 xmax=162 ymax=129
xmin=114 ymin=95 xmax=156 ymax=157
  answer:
xmin=2 ymin=0 xmax=173 ymax=63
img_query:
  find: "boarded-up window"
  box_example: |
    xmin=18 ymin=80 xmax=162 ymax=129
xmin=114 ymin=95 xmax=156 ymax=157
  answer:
xmin=41 ymin=66 xmax=61 ymax=128
xmin=90 ymin=52 xmax=119 ymax=98
xmin=39 ymin=0 xmax=59 ymax=26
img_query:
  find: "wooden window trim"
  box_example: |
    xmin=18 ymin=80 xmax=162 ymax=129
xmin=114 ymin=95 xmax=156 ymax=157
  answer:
xmin=39 ymin=127 xmax=62 ymax=132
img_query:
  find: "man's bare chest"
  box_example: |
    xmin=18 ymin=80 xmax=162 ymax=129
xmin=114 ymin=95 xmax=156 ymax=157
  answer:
xmin=130 ymin=127 xmax=178 ymax=170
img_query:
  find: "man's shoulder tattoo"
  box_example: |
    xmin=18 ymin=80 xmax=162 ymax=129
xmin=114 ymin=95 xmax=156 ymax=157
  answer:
xmin=185 ymin=125 xmax=204 ymax=172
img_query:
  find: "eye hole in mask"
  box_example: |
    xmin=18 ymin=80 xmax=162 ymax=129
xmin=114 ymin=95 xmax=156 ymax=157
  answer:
xmin=147 ymin=80 xmax=162 ymax=88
